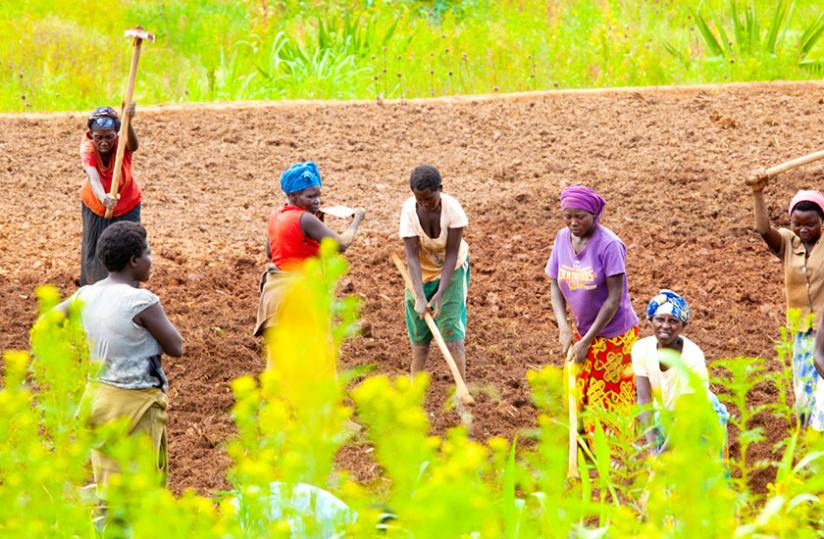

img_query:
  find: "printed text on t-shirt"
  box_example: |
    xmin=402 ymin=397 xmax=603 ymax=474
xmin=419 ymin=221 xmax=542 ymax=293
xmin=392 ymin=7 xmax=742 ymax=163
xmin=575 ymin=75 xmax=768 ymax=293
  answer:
xmin=558 ymin=264 xmax=597 ymax=290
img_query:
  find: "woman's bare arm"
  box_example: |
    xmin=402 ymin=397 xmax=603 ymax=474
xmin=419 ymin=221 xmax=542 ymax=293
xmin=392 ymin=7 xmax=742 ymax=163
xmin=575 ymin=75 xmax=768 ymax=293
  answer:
xmin=404 ymin=236 xmax=429 ymax=318
xmin=636 ymin=376 xmax=658 ymax=449
xmin=550 ymin=278 xmax=573 ymax=355
xmin=134 ymin=303 xmax=183 ymax=357
xmin=300 ymin=210 xmax=366 ymax=252
xmin=748 ymin=172 xmax=783 ymax=256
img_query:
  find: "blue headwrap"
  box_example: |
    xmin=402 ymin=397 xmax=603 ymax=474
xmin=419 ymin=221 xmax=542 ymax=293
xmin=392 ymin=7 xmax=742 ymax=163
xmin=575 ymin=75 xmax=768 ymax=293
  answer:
xmin=281 ymin=161 xmax=322 ymax=194
xmin=646 ymin=289 xmax=690 ymax=324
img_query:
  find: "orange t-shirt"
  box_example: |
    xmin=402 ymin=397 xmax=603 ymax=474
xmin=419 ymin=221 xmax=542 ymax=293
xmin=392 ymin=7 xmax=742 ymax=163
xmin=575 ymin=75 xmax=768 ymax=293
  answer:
xmin=268 ymin=205 xmax=321 ymax=271
xmin=80 ymin=133 xmax=141 ymax=217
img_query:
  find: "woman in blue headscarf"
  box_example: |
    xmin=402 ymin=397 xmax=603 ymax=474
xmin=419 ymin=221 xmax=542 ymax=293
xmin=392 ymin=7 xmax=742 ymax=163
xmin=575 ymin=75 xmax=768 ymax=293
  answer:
xmin=254 ymin=161 xmax=365 ymax=338
xmin=266 ymin=161 xmax=366 ymax=270
xmin=631 ymin=290 xmax=728 ymax=458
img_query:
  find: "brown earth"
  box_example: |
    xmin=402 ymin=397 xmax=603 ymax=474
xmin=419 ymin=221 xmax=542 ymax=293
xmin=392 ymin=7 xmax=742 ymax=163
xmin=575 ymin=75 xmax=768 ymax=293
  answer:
xmin=1 ymin=82 xmax=824 ymax=496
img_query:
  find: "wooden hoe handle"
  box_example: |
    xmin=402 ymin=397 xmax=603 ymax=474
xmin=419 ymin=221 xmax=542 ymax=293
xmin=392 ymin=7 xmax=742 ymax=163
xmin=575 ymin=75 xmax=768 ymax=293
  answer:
xmin=566 ymin=348 xmax=579 ymax=479
xmin=764 ymin=148 xmax=824 ymax=179
xmin=105 ymin=31 xmax=147 ymax=219
xmin=390 ymin=253 xmax=474 ymax=406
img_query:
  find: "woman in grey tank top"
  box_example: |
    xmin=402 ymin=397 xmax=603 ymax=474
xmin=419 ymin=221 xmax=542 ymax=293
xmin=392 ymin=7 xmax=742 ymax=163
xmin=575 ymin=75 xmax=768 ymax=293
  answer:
xmin=59 ymin=221 xmax=182 ymax=513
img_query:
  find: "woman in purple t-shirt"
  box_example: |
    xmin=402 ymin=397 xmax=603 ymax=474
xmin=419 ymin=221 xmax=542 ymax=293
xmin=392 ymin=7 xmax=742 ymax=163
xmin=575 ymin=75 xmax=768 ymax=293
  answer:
xmin=546 ymin=185 xmax=639 ymax=432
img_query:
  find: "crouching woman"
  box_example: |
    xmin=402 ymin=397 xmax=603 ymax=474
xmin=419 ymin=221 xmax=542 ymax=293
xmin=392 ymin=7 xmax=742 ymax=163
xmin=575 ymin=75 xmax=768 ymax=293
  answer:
xmin=632 ymin=290 xmax=728 ymax=461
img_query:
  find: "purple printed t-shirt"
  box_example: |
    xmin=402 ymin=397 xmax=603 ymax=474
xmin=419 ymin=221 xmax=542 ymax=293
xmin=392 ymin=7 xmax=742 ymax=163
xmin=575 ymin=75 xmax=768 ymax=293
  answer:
xmin=545 ymin=225 xmax=638 ymax=338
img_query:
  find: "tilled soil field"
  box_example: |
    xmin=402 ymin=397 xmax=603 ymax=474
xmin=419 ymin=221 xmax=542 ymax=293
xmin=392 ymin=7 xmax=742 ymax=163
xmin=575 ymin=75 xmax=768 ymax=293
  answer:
xmin=2 ymin=82 xmax=823 ymax=495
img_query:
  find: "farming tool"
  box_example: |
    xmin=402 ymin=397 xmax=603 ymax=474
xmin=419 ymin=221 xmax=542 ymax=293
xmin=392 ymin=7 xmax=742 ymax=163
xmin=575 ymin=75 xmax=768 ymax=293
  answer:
xmin=390 ymin=252 xmax=474 ymax=406
xmin=105 ymin=26 xmax=155 ymax=219
xmin=746 ymin=148 xmax=824 ymax=187
xmin=320 ymin=205 xmax=356 ymax=219
xmin=565 ymin=348 xmax=579 ymax=479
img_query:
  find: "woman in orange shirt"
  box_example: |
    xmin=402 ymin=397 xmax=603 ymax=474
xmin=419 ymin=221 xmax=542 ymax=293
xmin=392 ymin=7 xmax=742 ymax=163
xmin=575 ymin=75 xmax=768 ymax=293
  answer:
xmin=79 ymin=104 xmax=142 ymax=285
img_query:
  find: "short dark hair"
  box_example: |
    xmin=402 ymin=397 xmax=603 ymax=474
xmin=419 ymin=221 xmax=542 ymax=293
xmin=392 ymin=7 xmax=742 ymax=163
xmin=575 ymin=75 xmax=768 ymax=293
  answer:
xmin=410 ymin=165 xmax=442 ymax=191
xmin=97 ymin=222 xmax=148 ymax=272
xmin=792 ymin=201 xmax=824 ymax=219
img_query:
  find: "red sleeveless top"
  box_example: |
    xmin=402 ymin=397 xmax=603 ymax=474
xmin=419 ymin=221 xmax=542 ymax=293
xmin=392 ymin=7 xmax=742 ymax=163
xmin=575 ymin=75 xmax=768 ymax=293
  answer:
xmin=268 ymin=205 xmax=320 ymax=271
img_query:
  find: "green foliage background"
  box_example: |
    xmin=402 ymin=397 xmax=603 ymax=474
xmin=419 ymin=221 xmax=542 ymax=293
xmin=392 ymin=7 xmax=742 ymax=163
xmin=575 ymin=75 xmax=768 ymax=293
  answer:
xmin=1 ymin=0 xmax=823 ymax=112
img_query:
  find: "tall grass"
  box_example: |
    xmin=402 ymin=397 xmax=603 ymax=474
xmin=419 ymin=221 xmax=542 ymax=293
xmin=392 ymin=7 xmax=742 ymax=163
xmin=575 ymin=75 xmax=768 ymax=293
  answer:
xmin=1 ymin=0 xmax=822 ymax=112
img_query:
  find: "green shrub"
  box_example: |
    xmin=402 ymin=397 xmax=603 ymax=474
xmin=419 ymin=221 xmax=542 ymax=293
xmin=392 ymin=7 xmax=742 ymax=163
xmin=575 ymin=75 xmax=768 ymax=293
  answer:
xmin=3 ymin=243 xmax=824 ymax=535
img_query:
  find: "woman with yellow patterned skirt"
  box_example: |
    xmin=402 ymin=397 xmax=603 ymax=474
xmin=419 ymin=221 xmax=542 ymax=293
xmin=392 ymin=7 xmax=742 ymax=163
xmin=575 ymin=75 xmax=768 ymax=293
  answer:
xmin=546 ymin=185 xmax=639 ymax=435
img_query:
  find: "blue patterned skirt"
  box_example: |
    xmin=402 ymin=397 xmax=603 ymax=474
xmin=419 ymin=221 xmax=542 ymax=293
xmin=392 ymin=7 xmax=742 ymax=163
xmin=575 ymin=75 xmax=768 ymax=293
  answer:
xmin=792 ymin=331 xmax=824 ymax=431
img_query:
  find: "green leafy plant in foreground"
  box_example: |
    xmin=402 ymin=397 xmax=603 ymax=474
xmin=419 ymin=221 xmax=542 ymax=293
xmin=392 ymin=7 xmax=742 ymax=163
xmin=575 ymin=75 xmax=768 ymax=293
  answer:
xmin=3 ymin=242 xmax=824 ymax=535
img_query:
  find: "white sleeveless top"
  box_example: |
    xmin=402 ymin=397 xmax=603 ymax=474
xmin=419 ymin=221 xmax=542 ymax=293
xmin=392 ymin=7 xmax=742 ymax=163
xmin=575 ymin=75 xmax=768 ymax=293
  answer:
xmin=71 ymin=283 xmax=164 ymax=390
xmin=630 ymin=336 xmax=709 ymax=411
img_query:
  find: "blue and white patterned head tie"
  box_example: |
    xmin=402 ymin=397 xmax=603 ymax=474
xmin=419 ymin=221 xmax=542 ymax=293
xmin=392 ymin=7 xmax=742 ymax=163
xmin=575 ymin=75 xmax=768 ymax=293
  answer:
xmin=646 ymin=289 xmax=690 ymax=324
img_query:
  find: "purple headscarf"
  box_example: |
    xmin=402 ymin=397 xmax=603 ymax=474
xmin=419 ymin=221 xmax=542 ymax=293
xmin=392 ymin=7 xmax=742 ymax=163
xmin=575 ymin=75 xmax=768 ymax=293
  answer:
xmin=560 ymin=185 xmax=606 ymax=222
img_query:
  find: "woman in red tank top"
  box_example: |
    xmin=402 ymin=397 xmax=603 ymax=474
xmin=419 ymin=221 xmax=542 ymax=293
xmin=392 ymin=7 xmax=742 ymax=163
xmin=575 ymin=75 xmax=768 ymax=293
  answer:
xmin=266 ymin=161 xmax=365 ymax=269
xmin=255 ymin=161 xmax=365 ymax=336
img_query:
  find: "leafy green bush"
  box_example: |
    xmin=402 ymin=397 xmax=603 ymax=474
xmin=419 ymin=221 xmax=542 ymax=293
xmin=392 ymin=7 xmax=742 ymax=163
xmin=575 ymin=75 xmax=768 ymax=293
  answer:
xmin=3 ymin=242 xmax=824 ymax=536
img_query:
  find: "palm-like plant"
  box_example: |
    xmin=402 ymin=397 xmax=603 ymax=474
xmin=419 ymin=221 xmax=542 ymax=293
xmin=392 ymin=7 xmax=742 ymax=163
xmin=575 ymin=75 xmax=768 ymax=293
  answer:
xmin=692 ymin=1 xmax=824 ymax=70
